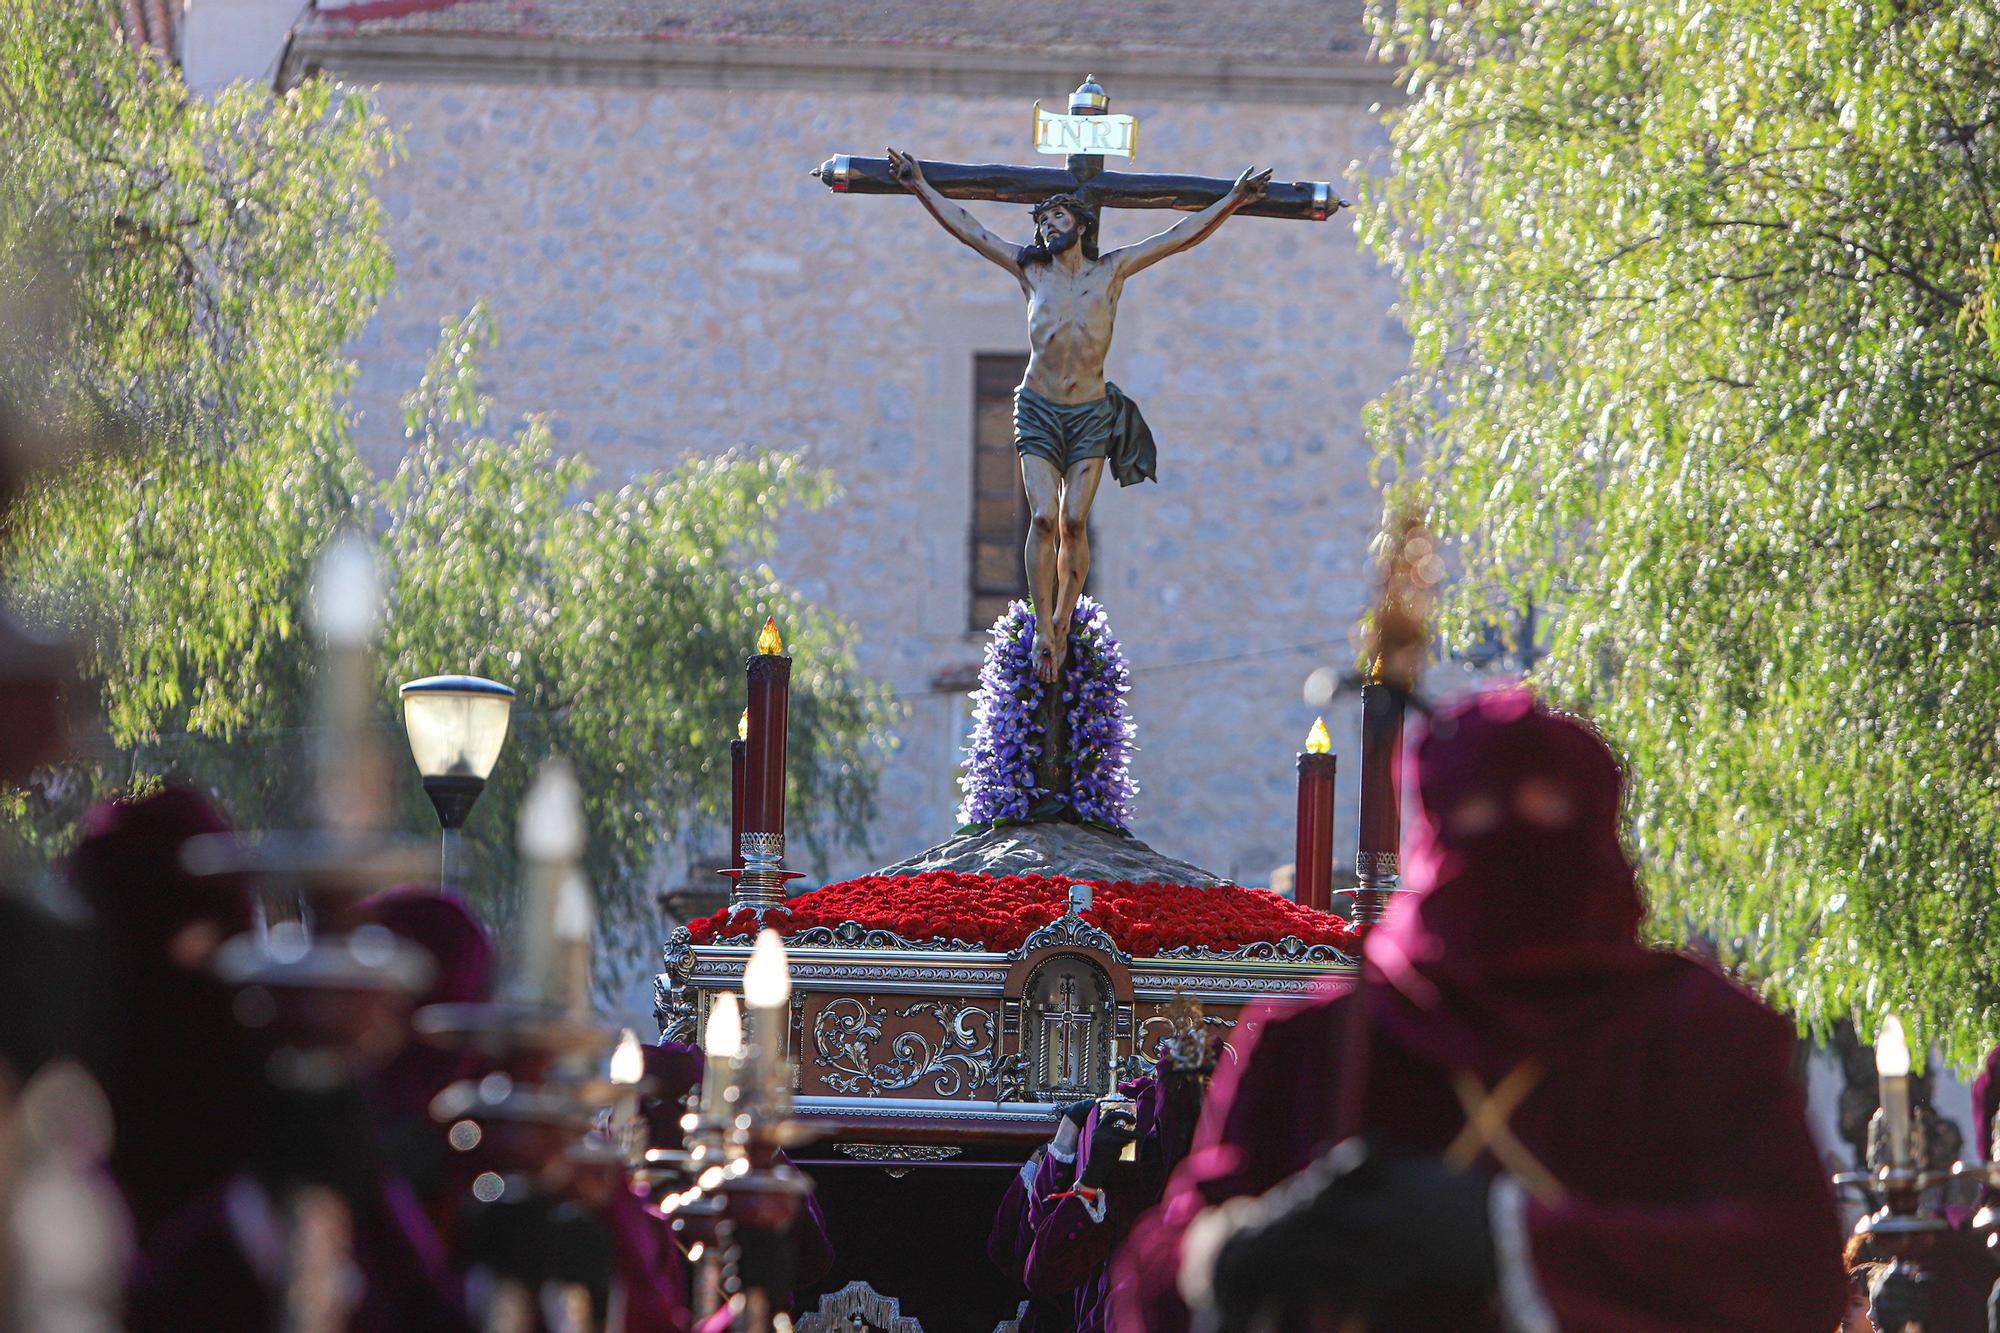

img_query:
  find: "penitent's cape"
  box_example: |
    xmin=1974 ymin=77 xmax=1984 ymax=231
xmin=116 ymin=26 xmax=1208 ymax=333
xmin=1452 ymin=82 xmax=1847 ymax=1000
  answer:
xmin=1112 ymin=687 xmax=1847 ymax=1332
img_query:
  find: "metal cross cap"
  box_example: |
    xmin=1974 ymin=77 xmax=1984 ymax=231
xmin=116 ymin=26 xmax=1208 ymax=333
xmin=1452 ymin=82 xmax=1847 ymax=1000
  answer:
xmin=812 ymin=75 xmax=1345 ymax=222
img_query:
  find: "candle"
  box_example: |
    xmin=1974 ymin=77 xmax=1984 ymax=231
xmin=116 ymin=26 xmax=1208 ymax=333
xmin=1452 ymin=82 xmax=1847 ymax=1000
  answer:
xmin=309 ymin=532 xmax=384 ymax=834
xmin=1357 ymin=677 xmax=1405 ymax=860
xmin=1877 ymin=1015 xmax=1912 ymax=1168
xmin=742 ymin=618 xmax=792 ymax=842
xmin=1294 ymin=717 xmax=1337 ymax=912
xmin=515 ymin=759 xmax=586 ymax=1005
xmin=729 ymin=709 xmax=748 ymax=865
xmin=609 ymin=1028 xmax=645 ymax=1153
xmin=742 ymin=929 xmax=792 ymax=1115
xmin=310 ymin=531 xmax=381 ymax=650
xmin=552 ymin=867 xmax=595 ymax=1017
xmin=700 ymin=993 xmax=743 ymax=1124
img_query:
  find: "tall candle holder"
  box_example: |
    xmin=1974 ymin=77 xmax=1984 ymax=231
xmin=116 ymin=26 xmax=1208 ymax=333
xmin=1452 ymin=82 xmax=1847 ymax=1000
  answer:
xmin=645 ymin=938 xmax=815 ymax=1331
xmin=1832 ymin=1016 xmax=1949 ymax=1274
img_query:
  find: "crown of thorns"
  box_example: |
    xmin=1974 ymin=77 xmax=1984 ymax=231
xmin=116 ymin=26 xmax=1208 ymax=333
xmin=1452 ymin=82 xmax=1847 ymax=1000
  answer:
xmin=1032 ymin=194 xmax=1097 ymax=225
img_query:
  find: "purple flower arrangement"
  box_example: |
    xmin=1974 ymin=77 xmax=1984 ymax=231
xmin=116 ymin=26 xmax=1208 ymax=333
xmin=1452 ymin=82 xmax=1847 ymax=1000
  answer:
xmin=957 ymin=596 xmax=1137 ymax=831
xmin=1064 ymin=599 xmax=1138 ymax=828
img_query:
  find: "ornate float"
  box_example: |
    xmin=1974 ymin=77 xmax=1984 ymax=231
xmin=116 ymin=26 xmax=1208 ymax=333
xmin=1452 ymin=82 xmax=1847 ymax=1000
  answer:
xmin=652 ymin=597 xmax=1384 ymax=1328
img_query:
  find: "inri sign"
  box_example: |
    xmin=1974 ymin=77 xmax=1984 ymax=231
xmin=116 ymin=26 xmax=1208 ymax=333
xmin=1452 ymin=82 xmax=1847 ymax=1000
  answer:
xmin=1032 ymin=102 xmax=1138 ymax=160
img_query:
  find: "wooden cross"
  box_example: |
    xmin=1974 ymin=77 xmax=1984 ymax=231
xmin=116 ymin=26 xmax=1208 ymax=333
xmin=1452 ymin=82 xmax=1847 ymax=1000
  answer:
xmin=814 ymin=76 xmax=1344 ymax=224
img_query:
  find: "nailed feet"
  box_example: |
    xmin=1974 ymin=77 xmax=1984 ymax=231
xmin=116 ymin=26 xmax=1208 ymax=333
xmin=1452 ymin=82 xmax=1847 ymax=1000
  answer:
xmin=1034 ymin=632 xmax=1066 ymax=684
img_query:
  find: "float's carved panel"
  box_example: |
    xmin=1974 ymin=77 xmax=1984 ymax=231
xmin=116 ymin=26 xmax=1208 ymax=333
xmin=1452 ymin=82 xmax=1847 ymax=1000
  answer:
xmin=809 ymin=996 xmax=1001 ymax=1098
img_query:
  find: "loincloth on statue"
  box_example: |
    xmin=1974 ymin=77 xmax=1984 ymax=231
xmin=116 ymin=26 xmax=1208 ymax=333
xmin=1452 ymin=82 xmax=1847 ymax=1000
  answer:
xmin=1012 ymin=382 xmax=1159 ymax=487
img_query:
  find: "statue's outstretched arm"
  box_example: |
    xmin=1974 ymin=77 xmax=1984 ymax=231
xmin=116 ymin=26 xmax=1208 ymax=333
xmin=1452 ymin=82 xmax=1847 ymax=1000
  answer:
xmin=887 ymin=147 xmax=1025 ymax=278
xmin=1110 ymin=167 xmax=1273 ymax=279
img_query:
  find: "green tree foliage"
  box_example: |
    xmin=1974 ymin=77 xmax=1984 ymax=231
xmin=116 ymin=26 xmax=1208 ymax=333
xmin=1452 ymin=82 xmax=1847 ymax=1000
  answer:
xmin=381 ymin=312 xmax=890 ymax=940
xmin=1360 ymin=0 xmax=2000 ymax=1058
xmin=0 ymin=4 xmax=890 ymax=936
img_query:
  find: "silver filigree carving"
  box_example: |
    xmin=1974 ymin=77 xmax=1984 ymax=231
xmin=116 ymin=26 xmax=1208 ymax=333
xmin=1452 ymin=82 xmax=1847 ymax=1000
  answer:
xmin=832 ymin=1143 xmax=964 ymax=1163
xmin=811 ymin=998 xmax=1001 ymax=1098
xmin=831 ymin=1142 xmax=964 ymax=1176
xmin=692 ymin=919 xmax=989 ymax=953
xmin=993 ymin=1052 xmax=1029 ymax=1104
xmin=1153 ymin=934 xmax=1357 ymax=965
xmin=654 ymin=927 xmax=699 ymax=1042
xmin=790 ymin=922 xmax=987 ymax=952
xmin=797 ymin=1281 xmax=925 ymax=1333
xmin=1129 ymin=973 xmax=1329 ymax=995
xmin=1008 ymin=910 xmax=1129 ymax=963
xmin=1355 ymin=850 xmax=1400 ymax=879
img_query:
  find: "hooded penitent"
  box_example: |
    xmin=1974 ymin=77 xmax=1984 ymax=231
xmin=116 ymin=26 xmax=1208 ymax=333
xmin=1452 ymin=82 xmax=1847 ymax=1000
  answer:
xmin=1113 ymin=686 xmax=1846 ymax=1333
xmin=68 ymin=787 xmax=260 ymax=1239
xmin=1362 ymin=685 xmax=1653 ymax=1080
xmin=352 ymin=885 xmax=496 ymax=1125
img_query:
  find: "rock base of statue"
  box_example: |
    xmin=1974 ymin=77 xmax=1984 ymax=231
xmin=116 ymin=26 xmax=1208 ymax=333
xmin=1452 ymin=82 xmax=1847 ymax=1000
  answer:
xmin=873 ymin=819 xmax=1230 ymax=887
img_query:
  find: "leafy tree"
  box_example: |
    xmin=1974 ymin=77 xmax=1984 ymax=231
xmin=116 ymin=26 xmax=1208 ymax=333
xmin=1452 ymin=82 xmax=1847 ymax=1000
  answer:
xmin=0 ymin=3 xmax=890 ymax=945
xmin=1360 ymin=0 xmax=2000 ymax=1059
xmin=380 ymin=312 xmax=891 ymax=948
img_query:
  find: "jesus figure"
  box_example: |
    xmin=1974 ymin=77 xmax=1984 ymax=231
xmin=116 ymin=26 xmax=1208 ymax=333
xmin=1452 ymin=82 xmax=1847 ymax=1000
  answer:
xmin=887 ymin=148 xmax=1272 ymax=682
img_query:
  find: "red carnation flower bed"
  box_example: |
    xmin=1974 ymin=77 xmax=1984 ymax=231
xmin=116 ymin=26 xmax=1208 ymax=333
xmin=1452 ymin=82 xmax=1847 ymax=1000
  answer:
xmin=686 ymin=871 xmax=1361 ymax=957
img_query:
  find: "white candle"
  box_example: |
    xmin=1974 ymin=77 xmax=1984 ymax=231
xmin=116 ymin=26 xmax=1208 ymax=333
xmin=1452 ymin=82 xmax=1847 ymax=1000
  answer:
xmin=310 ymin=532 xmax=380 ymax=648
xmin=552 ymin=868 xmax=595 ymax=1017
xmin=515 ymin=760 xmax=586 ymax=1005
xmin=701 ymin=993 xmax=743 ymax=1124
xmin=609 ymin=1028 xmax=645 ymax=1153
xmin=743 ymin=929 xmax=791 ymax=1111
xmin=1877 ymin=1015 xmax=1912 ymax=1168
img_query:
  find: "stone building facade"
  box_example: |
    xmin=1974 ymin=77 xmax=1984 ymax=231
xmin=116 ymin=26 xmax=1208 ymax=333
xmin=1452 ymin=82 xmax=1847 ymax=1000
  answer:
xmin=277 ymin=0 xmax=1408 ymax=895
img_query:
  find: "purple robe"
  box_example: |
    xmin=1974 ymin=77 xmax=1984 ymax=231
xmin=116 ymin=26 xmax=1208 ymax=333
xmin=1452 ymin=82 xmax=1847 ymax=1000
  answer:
xmin=1116 ymin=687 xmax=1847 ymax=1332
xmin=1021 ymin=1065 xmax=1204 ymax=1332
xmin=67 ymin=788 xmax=261 ymax=1242
xmin=127 ymin=1171 xmax=470 ymax=1332
xmin=988 ymin=1146 xmax=1075 ymax=1332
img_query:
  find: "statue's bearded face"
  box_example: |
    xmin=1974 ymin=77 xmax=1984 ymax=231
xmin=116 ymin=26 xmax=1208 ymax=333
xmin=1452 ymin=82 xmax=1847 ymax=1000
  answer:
xmin=1038 ymin=205 xmax=1081 ymax=255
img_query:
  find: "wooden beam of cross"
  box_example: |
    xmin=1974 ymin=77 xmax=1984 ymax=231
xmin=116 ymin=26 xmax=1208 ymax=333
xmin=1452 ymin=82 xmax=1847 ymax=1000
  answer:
xmin=813 ymin=76 xmax=1345 ymax=223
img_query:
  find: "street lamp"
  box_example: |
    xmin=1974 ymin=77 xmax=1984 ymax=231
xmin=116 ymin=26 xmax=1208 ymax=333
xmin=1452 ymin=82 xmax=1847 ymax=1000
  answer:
xmin=399 ymin=674 xmax=515 ymax=885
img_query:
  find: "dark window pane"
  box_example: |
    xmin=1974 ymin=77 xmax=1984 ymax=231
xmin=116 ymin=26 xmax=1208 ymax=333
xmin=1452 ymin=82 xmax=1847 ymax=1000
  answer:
xmin=970 ymin=352 xmax=1031 ymax=628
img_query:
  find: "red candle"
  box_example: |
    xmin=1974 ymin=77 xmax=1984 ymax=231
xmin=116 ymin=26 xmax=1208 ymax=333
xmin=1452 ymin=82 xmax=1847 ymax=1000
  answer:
xmin=1353 ymin=677 xmax=1406 ymax=924
xmin=1357 ymin=679 xmax=1405 ymax=859
xmin=742 ymin=618 xmax=791 ymax=841
xmin=729 ymin=709 xmax=747 ymax=865
xmin=1293 ymin=718 xmax=1337 ymax=912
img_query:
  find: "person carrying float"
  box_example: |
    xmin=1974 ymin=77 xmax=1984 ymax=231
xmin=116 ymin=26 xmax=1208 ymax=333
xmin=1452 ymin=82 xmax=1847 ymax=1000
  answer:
xmin=1114 ymin=685 xmax=1848 ymax=1331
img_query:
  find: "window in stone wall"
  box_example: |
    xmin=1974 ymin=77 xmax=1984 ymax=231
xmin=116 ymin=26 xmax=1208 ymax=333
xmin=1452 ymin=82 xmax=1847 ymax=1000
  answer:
xmin=969 ymin=352 xmax=1031 ymax=630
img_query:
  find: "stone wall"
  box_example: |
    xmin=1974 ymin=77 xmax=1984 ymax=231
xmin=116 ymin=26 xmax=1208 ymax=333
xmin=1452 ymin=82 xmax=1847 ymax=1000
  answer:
xmin=346 ymin=79 xmax=1409 ymax=892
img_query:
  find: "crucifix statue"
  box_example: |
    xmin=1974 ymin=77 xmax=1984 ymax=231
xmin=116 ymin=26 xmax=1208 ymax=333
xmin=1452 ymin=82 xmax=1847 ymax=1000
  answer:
xmin=817 ymin=78 xmax=1343 ymax=684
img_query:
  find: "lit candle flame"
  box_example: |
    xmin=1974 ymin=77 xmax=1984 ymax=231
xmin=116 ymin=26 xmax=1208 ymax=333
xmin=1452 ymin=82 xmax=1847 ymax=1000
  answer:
xmin=609 ymin=1028 xmax=644 ymax=1085
xmin=743 ymin=928 xmax=791 ymax=1009
xmin=1305 ymin=717 xmax=1332 ymax=754
xmin=704 ymin=992 xmax=743 ymax=1060
xmin=756 ymin=616 xmax=784 ymax=656
xmin=737 ymin=709 xmax=749 ymax=742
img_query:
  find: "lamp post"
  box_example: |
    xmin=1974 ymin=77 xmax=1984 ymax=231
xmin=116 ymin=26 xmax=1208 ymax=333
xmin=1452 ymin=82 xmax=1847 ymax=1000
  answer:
xmin=398 ymin=674 xmax=515 ymax=886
